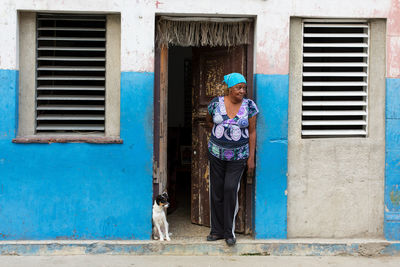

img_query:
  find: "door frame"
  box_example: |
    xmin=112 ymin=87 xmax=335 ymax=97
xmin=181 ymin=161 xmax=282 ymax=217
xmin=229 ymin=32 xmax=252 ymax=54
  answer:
xmin=153 ymin=15 xmax=255 ymax=233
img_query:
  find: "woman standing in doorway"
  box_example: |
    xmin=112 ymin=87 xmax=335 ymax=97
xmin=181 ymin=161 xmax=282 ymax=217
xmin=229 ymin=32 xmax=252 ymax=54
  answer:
xmin=206 ymin=73 xmax=258 ymax=246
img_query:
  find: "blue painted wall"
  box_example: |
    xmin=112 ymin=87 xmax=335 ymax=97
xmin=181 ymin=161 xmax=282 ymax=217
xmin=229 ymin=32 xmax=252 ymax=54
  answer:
xmin=0 ymin=70 xmax=154 ymax=240
xmin=254 ymin=74 xmax=289 ymax=239
xmin=385 ymin=78 xmax=400 ymax=240
xmin=3 ymin=69 xmax=395 ymax=241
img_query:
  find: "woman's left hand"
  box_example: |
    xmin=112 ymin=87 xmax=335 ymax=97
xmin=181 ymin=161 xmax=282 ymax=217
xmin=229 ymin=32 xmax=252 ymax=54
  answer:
xmin=247 ymin=156 xmax=255 ymax=176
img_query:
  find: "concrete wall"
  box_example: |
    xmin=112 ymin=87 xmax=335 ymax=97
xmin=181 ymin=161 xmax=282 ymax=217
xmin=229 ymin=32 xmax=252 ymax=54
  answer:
xmin=288 ymin=19 xmax=386 ymax=238
xmin=0 ymin=0 xmax=399 ymax=240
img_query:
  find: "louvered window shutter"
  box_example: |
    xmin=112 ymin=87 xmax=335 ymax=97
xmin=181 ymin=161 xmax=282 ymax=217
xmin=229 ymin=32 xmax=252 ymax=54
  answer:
xmin=36 ymin=14 xmax=106 ymax=134
xmin=301 ymin=20 xmax=369 ymax=137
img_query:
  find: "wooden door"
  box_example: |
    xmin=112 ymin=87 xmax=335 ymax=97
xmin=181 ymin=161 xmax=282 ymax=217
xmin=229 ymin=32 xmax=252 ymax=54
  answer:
xmin=191 ymin=46 xmax=248 ymax=233
xmin=153 ymin=45 xmax=168 ymax=198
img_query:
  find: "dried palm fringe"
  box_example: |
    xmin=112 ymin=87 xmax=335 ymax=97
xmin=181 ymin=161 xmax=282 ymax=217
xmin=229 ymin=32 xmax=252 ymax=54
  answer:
xmin=156 ymin=19 xmax=251 ymax=47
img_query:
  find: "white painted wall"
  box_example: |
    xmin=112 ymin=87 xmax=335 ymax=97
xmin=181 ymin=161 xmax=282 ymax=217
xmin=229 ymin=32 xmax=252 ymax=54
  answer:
xmin=1 ymin=0 xmax=397 ymax=74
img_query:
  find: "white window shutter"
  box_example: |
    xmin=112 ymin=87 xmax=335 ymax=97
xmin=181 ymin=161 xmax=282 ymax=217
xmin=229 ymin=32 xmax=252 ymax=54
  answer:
xmin=301 ymin=21 xmax=369 ymax=138
xmin=36 ymin=14 xmax=106 ymax=134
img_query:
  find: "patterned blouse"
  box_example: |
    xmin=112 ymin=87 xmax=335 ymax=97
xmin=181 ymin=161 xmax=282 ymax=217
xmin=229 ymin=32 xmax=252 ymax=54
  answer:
xmin=207 ymin=96 xmax=259 ymax=161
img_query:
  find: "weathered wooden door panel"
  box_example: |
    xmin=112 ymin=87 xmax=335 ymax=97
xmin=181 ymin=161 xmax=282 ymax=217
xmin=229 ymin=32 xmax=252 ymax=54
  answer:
xmin=153 ymin=45 xmax=168 ymax=198
xmin=191 ymin=46 xmax=248 ymax=233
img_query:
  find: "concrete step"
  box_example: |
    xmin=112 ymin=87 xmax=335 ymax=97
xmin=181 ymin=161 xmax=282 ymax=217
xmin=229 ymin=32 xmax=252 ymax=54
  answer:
xmin=1 ymin=238 xmax=400 ymax=256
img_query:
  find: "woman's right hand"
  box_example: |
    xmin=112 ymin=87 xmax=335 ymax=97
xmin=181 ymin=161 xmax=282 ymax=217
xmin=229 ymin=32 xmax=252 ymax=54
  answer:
xmin=247 ymin=156 xmax=255 ymax=177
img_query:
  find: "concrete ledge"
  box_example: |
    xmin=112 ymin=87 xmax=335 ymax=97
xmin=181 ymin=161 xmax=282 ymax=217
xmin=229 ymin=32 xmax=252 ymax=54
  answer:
xmin=1 ymin=239 xmax=400 ymax=256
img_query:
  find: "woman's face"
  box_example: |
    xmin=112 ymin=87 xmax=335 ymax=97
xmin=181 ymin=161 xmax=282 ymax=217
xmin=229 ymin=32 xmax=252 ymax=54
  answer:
xmin=229 ymin=83 xmax=246 ymax=101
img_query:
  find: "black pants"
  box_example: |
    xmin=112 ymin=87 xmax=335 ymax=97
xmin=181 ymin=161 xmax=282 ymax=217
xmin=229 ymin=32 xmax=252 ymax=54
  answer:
xmin=208 ymin=153 xmax=246 ymax=239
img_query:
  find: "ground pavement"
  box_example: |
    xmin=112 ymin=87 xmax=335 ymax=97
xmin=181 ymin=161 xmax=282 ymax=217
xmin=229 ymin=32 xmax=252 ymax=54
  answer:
xmin=1 ymin=255 xmax=400 ymax=267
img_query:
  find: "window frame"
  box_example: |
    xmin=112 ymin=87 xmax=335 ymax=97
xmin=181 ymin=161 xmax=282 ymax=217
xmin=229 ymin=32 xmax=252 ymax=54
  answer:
xmin=15 ymin=12 xmax=121 ymax=143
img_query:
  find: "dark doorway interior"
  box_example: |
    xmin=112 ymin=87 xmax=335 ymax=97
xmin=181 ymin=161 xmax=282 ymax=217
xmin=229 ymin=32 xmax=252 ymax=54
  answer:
xmin=167 ymin=45 xmax=192 ymax=217
xmin=166 ymin=46 xmax=209 ymax=238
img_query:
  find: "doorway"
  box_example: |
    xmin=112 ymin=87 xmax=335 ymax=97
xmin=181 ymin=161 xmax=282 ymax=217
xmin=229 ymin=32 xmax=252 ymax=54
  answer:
xmin=153 ymin=16 xmax=255 ymax=238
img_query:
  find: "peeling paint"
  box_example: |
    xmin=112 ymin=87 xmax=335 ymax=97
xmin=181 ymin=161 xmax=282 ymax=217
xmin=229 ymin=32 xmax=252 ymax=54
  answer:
xmin=155 ymin=0 xmax=163 ymax=9
xmin=388 ymin=0 xmax=400 ymax=36
xmin=387 ymin=36 xmax=400 ymax=78
xmin=270 ymin=139 xmax=288 ymax=144
xmin=255 ymin=23 xmax=290 ymax=75
xmin=390 ymin=190 xmax=400 ymax=207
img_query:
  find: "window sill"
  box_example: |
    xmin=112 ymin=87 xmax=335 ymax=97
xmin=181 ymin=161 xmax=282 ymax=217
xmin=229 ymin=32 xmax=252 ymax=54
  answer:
xmin=12 ymin=136 xmax=123 ymax=144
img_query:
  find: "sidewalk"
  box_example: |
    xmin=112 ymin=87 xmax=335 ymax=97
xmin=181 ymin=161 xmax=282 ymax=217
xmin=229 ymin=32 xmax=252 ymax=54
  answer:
xmin=1 ymin=238 xmax=400 ymax=257
xmin=1 ymin=255 xmax=400 ymax=267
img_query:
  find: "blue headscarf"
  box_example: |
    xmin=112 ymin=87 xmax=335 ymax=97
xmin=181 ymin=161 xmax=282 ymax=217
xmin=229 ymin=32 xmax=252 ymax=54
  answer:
xmin=223 ymin=73 xmax=247 ymax=88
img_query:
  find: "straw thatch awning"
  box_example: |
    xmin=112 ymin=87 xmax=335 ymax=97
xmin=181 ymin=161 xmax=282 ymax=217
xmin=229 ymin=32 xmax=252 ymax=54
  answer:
xmin=156 ymin=16 xmax=252 ymax=47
